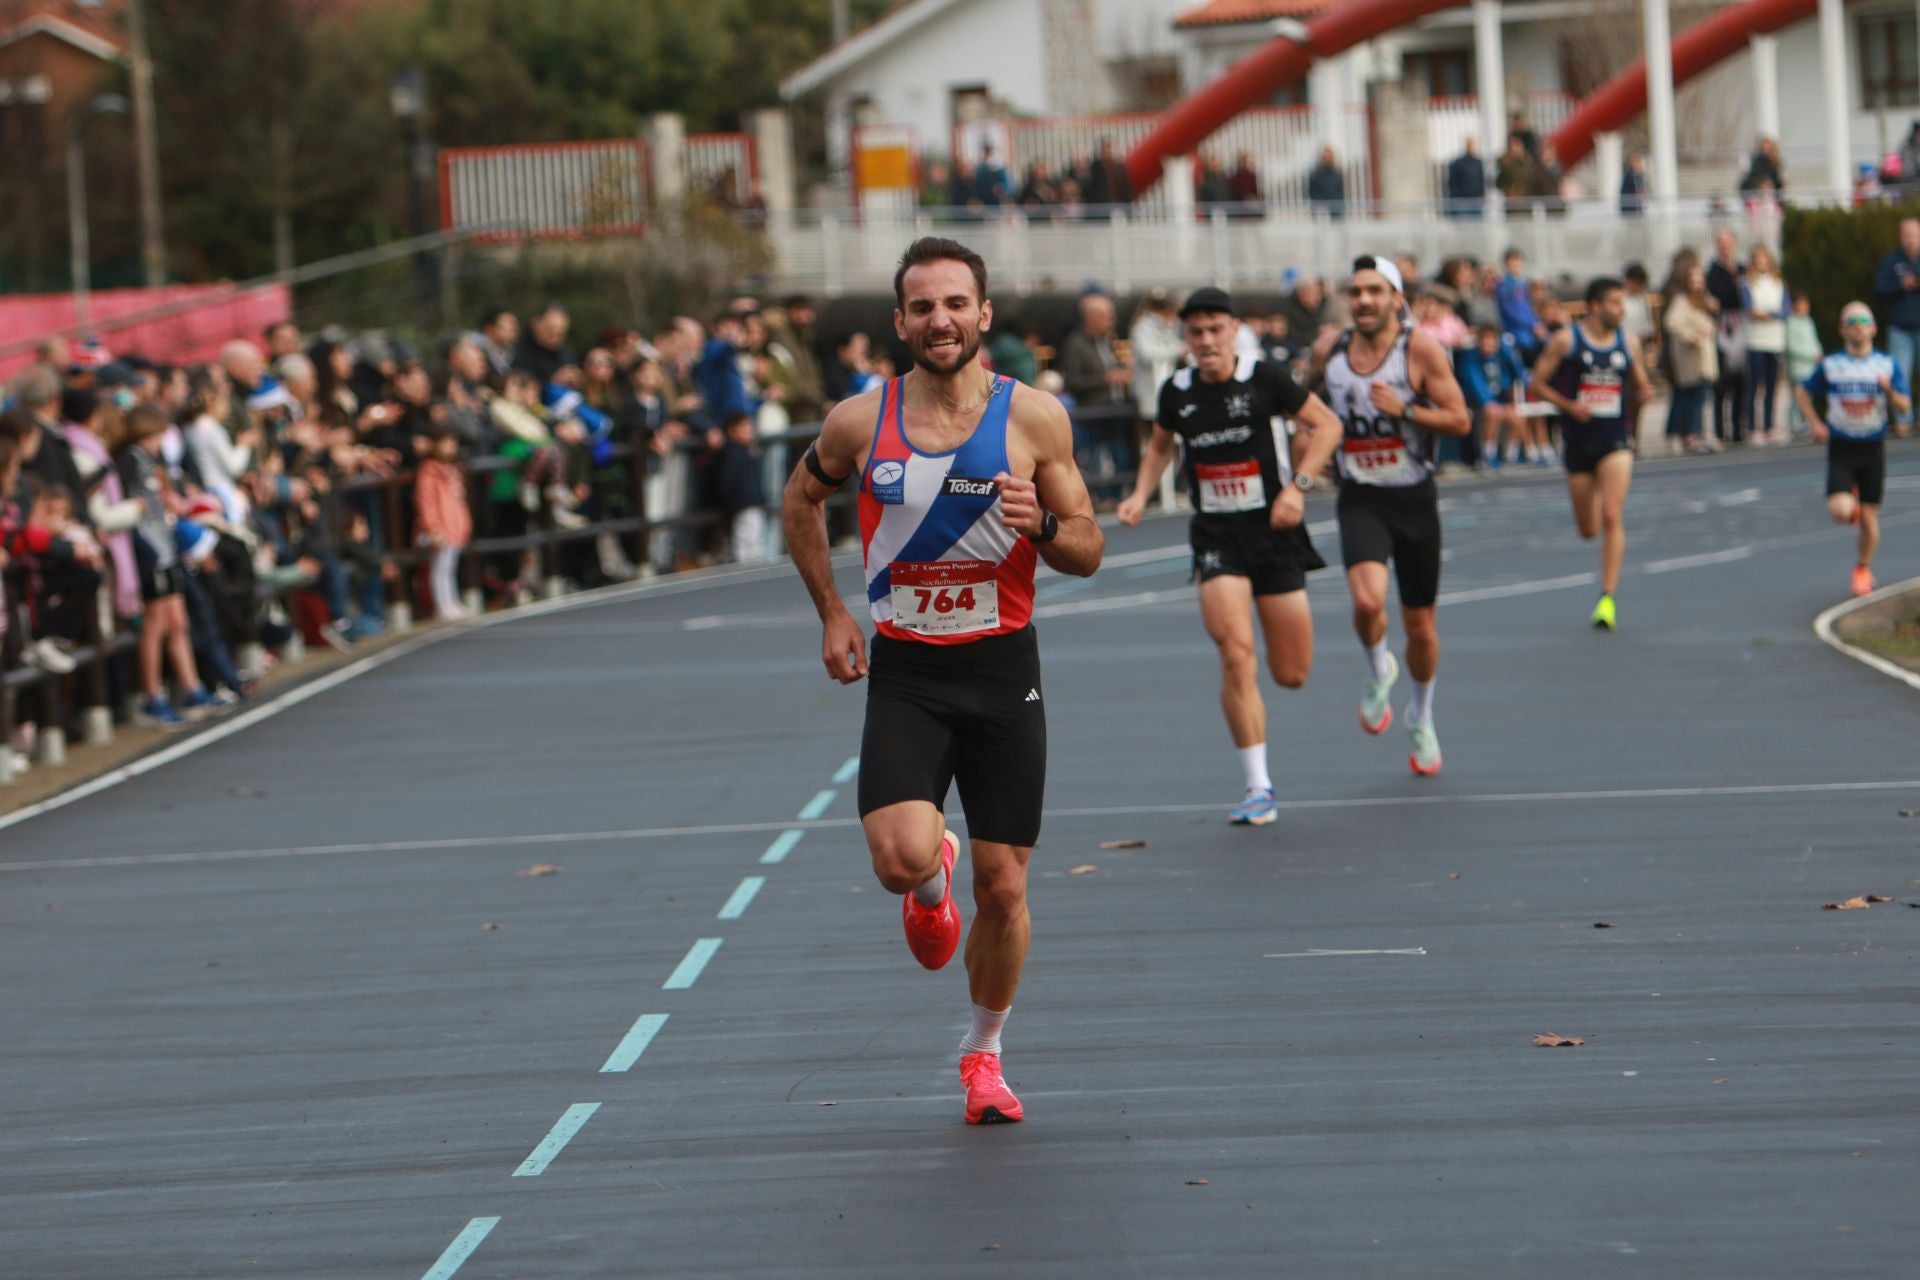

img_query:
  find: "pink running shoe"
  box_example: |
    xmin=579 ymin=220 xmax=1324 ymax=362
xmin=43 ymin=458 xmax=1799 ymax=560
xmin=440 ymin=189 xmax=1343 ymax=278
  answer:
xmin=960 ymin=1051 xmax=1024 ymax=1124
xmin=902 ymin=829 xmax=961 ymax=970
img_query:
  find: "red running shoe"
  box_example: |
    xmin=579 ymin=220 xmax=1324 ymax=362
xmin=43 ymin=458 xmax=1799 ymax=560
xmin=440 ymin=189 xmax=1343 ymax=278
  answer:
xmin=1851 ymin=564 xmax=1876 ymax=597
xmin=902 ymin=829 xmax=961 ymax=970
xmin=960 ymin=1051 xmax=1024 ymax=1124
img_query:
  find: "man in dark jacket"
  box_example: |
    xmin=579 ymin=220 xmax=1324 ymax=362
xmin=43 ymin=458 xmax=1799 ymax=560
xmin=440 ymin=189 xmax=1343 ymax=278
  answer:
xmin=1705 ymin=227 xmax=1749 ymax=442
xmin=1084 ymin=138 xmax=1134 ymax=215
xmin=1619 ymin=153 xmax=1650 ymax=217
xmin=1875 ymin=217 xmax=1920 ymax=431
xmin=512 ymin=304 xmax=577 ymax=384
xmin=1307 ymin=146 xmax=1346 ymax=219
xmin=1446 ymin=138 xmax=1486 ymax=218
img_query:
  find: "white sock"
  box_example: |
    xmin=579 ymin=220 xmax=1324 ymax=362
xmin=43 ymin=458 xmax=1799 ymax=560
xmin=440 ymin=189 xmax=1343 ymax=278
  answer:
xmin=1409 ymin=678 xmax=1436 ymax=725
xmin=1239 ymin=744 xmax=1272 ymax=794
xmin=958 ymin=1003 xmax=1011 ymax=1056
xmin=1364 ymin=638 xmax=1393 ymax=682
xmin=911 ymin=859 xmax=948 ymax=907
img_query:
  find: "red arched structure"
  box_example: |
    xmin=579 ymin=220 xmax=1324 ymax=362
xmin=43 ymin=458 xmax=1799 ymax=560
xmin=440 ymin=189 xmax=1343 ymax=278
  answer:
xmin=1126 ymin=0 xmax=1832 ymax=198
xmin=1124 ymin=0 xmax=1467 ymax=197
xmin=1549 ymin=0 xmax=1824 ymax=168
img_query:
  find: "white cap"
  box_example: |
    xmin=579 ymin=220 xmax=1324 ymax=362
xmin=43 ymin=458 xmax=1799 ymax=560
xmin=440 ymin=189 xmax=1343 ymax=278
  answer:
xmin=1353 ymin=254 xmax=1404 ymax=294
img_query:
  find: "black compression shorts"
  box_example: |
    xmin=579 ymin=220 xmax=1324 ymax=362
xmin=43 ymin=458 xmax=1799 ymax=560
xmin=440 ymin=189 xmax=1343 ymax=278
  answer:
xmin=1190 ymin=516 xmax=1327 ymax=596
xmin=1562 ymin=424 xmax=1634 ymax=475
xmin=858 ymin=625 xmax=1047 ymax=848
xmin=1827 ymin=438 xmax=1886 ymax=505
xmin=1336 ymin=481 xmax=1442 ymax=608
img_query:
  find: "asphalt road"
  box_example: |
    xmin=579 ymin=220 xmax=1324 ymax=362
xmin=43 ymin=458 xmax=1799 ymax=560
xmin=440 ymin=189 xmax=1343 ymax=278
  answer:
xmin=3 ymin=443 xmax=1917 ymax=1279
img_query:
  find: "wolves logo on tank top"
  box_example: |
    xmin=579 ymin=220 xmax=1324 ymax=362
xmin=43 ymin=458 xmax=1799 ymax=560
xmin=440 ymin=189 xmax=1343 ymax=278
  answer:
xmin=1323 ymin=327 xmax=1436 ymax=489
xmin=858 ymin=377 xmax=1038 ymax=645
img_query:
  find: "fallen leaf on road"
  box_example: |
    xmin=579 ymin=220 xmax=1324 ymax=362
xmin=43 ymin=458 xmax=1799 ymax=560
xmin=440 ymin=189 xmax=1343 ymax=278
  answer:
xmin=981 ymin=1244 xmax=1001 ymax=1252
xmin=1533 ymin=1033 xmax=1585 ymax=1047
xmin=481 ymin=922 xmax=500 ymax=931
xmin=1712 ymin=1077 xmax=1728 ymax=1084
xmin=516 ymin=864 xmax=562 ymax=877
xmin=1822 ymin=895 xmax=1892 ymax=910
xmin=1098 ymin=840 xmax=1147 ymax=849
xmin=1186 ymin=1179 xmax=1210 ymax=1186
xmin=817 ymin=1101 xmax=837 ymax=1107
xmin=1900 ymin=810 xmax=1917 ymax=818
xmin=1593 ymin=922 xmax=1615 ymax=929
xmin=1447 ymin=872 xmax=1461 ymax=880
xmin=1067 ymin=864 xmax=1099 ymax=875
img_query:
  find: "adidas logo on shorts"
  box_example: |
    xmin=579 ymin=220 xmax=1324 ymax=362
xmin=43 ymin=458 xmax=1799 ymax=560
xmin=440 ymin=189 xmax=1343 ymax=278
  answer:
xmin=1024 ymin=689 xmax=1041 ymax=703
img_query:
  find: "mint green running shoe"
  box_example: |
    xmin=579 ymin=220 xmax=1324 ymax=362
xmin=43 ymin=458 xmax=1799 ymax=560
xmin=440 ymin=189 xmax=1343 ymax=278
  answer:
xmin=1359 ymin=652 xmax=1399 ymax=735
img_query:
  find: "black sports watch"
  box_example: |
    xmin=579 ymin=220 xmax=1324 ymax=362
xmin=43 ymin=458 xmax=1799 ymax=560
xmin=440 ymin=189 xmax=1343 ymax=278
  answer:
xmin=1028 ymin=511 xmax=1059 ymax=544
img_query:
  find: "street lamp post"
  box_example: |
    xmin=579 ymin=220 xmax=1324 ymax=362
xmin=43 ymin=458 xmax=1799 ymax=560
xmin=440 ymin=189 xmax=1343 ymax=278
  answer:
xmin=389 ymin=67 xmax=438 ymax=317
xmin=66 ymin=93 xmax=130 ymax=328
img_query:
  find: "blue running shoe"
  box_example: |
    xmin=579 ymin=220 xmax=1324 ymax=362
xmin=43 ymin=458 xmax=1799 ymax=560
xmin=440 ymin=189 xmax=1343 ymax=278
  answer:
xmin=178 ymin=686 xmax=220 ymax=720
xmin=135 ymin=696 xmax=186 ymax=729
xmin=1229 ymin=787 xmax=1279 ymax=826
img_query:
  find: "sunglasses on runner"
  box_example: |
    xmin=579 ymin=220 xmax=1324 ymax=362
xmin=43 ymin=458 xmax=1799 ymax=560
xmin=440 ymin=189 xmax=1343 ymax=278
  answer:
xmin=1842 ymin=314 xmax=1875 ymax=326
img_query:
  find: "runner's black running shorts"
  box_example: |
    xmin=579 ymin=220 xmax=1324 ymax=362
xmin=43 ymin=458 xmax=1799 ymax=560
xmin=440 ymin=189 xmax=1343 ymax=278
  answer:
xmin=1826 ymin=437 xmax=1886 ymax=505
xmin=1190 ymin=515 xmax=1327 ymax=596
xmin=859 ymin=625 xmax=1046 ymax=847
xmin=1562 ymin=424 xmax=1634 ymax=475
xmin=1336 ymin=480 xmax=1443 ymax=608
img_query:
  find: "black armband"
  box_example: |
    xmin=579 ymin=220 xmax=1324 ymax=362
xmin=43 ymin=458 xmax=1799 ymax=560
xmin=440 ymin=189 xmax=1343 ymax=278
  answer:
xmin=804 ymin=443 xmax=851 ymax=488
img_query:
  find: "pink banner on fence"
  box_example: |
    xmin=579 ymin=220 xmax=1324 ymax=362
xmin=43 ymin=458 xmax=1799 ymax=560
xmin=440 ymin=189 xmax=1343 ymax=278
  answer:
xmin=0 ymin=284 xmax=292 ymax=380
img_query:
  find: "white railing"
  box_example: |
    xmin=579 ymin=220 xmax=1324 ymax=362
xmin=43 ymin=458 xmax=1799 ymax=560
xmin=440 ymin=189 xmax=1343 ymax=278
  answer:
xmin=1425 ymin=92 xmax=1577 ymax=202
xmin=686 ymin=132 xmax=756 ymax=201
xmin=440 ymin=140 xmax=649 ymax=238
xmin=758 ymin=196 xmax=1794 ymax=295
xmin=998 ymin=105 xmax=1375 ymax=215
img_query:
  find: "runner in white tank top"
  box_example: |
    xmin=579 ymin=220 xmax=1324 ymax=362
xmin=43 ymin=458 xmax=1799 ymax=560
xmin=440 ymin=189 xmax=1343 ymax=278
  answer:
xmin=1312 ymin=255 xmax=1471 ymax=777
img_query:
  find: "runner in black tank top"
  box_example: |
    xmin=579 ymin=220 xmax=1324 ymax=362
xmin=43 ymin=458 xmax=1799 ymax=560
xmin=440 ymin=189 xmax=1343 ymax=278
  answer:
xmin=1312 ymin=256 xmax=1471 ymax=777
xmin=1118 ymin=287 xmax=1345 ymax=826
xmin=1528 ymin=276 xmax=1654 ymax=631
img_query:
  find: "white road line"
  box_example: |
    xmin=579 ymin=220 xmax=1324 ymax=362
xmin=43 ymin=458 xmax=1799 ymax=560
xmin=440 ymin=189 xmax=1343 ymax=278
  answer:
xmin=833 ymin=756 xmax=861 ymax=783
xmin=511 ymin=1103 xmax=601 ymax=1177
xmin=0 ymin=557 xmax=832 ymax=836
xmin=419 ymin=1217 xmax=501 ymax=1280
xmin=1644 ymin=546 xmax=1754 ymax=574
xmin=1263 ymin=948 xmax=1429 ymax=958
xmin=599 ymin=1014 xmax=669 ymax=1074
xmin=717 ymin=876 xmax=766 ymax=920
xmin=663 ymin=938 xmax=723 ymax=990
xmin=1813 ymin=575 xmax=1920 ymax=693
xmin=17 ymin=777 xmax=1919 ymax=875
xmin=759 ymin=829 xmax=806 ymax=865
xmin=797 ymin=789 xmax=836 ymax=820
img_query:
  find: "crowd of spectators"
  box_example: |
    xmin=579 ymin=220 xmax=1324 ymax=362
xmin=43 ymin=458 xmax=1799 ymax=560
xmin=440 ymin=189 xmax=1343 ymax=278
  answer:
xmin=0 ymin=291 xmax=875 ymax=773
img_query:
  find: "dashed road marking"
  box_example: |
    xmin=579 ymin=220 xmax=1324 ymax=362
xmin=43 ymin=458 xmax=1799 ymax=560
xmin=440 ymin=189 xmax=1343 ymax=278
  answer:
xmin=663 ymin=938 xmax=724 ymax=990
xmin=760 ymin=829 xmax=805 ymax=865
xmin=797 ymin=789 xmax=836 ymax=820
xmin=599 ymin=1014 xmax=669 ymax=1074
xmin=419 ymin=1217 xmax=501 ymax=1279
xmin=512 ymin=1103 xmax=602 ymax=1177
xmin=718 ymin=876 xmax=766 ymax=920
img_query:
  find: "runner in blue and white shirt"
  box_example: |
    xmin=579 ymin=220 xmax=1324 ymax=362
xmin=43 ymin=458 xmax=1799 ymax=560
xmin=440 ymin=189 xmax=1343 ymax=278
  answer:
xmin=1793 ymin=300 xmax=1913 ymax=597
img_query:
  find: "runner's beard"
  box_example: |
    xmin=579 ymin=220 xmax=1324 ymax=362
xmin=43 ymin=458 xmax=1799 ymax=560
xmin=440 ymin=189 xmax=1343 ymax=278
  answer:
xmin=910 ymin=328 xmax=983 ymax=375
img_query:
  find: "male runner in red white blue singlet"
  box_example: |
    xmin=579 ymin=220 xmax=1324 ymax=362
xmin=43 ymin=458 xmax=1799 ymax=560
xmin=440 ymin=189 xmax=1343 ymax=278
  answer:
xmin=784 ymin=237 xmax=1102 ymax=1125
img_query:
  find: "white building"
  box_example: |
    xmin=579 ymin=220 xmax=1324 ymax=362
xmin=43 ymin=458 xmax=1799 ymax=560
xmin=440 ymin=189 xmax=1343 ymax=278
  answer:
xmin=780 ymin=0 xmax=1197 ymax=175
xmin=780 ymin=0 xmax=1920 ymax=204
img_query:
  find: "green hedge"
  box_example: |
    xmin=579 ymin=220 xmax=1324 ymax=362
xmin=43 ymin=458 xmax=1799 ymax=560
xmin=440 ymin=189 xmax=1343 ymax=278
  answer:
xmin=1782 ymin=201 xmax=1920 ymax=349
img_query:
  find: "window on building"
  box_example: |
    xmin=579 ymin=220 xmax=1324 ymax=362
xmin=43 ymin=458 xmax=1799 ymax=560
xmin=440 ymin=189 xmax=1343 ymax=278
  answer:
xmin=1404 ymin=51 xmax=1474 ymax=100
xmin=1860 ymin=13 xmax=1919 ymax=108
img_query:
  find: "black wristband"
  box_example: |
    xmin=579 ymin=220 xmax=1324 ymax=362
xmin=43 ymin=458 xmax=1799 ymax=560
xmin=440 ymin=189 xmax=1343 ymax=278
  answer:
xmin=803 ymin=443 xmax=851 ymax=488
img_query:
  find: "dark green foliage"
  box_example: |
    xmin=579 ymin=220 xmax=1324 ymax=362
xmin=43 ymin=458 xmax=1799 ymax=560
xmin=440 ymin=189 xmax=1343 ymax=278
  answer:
xmin=1781 ymin=201 xmax=1919 ymax=348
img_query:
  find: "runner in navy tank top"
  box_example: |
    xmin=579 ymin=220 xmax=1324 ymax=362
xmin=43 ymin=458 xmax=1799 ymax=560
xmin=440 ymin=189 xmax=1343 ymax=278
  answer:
xmin=1529 ymin=277 xmax=1653 ymax=630
xmin=783 ymin=237 xmax=1102 ymax=1126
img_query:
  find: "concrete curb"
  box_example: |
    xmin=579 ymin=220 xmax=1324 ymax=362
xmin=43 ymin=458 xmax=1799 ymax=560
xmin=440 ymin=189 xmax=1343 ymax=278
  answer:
xmin=1812 ymin=575 xmax=1920 ymax=693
